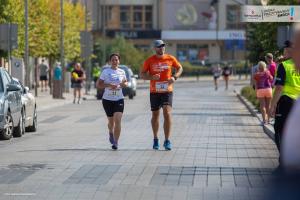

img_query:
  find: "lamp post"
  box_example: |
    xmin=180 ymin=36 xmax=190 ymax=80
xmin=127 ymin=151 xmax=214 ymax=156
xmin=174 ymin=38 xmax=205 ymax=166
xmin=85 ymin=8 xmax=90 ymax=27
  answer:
xmin=84 ymin=0 xmax=91 ymax=95
xmin=24 ymin=0 xmax=29 ymax=87
xmin=60 ymin=0 xmax=64 ymax=98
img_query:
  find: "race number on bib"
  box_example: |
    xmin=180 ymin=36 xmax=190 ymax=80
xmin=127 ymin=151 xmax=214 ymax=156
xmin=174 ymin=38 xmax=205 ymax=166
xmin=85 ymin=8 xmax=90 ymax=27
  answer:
xmin=155 ymin=82 xmax=168 ymax=92
xmin=108 ymin=89 xmax=119 ymax=96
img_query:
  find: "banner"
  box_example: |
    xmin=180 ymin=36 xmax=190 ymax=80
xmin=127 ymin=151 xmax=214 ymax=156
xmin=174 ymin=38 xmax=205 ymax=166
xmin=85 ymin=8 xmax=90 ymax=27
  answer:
xmin=241 ymin=6 xmax=300 ymax=22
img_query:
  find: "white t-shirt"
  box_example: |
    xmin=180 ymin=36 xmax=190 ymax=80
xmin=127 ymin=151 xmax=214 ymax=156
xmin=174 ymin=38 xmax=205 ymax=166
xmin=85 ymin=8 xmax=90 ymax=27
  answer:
xmin=99 ymin=67 xmax=127 ymax=101
xmin=282 ymin=98 xmax=300 ymax=169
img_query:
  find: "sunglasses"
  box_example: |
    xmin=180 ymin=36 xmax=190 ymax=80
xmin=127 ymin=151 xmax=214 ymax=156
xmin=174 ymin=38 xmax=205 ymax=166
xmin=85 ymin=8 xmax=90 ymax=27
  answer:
xmin=156 ymin=44 xmax=165 ymax=48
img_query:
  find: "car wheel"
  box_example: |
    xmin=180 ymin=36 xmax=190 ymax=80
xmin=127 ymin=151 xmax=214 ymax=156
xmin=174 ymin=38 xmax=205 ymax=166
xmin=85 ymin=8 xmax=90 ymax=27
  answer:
xmin=129 ymin=93 xmax=134 ymax=99
xmin=26 ymin=107 xmax=37 ymax=132
xmin=0 ymin=112 xmax=14 ymax=140
xmin=13 ymin=110 xmax=25 ymax=137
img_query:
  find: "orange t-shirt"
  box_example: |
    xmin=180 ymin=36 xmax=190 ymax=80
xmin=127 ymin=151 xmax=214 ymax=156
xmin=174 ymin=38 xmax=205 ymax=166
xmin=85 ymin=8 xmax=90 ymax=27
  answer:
xmin=142 ymin=54 xmax=182 ymax=93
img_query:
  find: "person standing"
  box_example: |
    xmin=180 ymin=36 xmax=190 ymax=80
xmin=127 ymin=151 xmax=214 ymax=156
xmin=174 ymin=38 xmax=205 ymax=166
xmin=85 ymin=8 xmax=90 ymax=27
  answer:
xmin=254 ymin=61 xmax=273 ymax=125
xmin=38 ymin=59 xmax=49 ymax=92
xmin=140 ymin=40 xmax=183 ymax=151
xmin=269 ymin=40 xmax=300 ymax=164
xmin=71 ymin=63 xmax=86 ymax=104
xmin=212 ymin=64 xmax=222 ymax=90
xmin=282 ymin=28 xmax=300 ymax=170
xmin=265 ymin=53 xmax=277 ymax=78
xmin=97 ymin=53 xmax=127 ymax=150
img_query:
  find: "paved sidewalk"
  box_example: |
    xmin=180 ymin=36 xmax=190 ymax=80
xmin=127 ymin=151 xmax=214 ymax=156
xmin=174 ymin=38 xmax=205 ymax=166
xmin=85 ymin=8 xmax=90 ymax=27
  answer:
xmin=35 ymin=90 xmax=96 ymax=111
xmin=0 ymin=79 xmax=278 ymax=200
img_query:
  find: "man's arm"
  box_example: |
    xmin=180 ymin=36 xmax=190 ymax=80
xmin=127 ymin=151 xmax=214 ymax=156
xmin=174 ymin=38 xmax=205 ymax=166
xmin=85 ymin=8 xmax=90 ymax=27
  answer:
xmin=269 ymin=63 xmax=285 ymax=117
xmin=173 ymin=65 xmax=183 ymax=79
xmin=140 ymin=69 xmax=160 ymax=80
xmin=168 ymin=65 xmax=183 ymax=84
xmin=270 ymin=85 xmax=283 ymax=117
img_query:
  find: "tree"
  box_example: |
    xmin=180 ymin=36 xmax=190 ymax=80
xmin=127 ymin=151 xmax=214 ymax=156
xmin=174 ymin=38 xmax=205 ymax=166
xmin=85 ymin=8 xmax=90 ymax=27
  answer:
xmin=93 ymin=37 xmax=152 ymax=73
xmin=247 ymin=0 xmax=299 ymax=64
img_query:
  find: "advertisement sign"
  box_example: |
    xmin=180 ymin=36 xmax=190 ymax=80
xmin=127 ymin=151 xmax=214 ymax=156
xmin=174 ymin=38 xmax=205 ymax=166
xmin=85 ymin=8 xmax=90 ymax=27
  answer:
xmin=163 ymin=0 xmax=216 ymax=30
xmin=242 ymin=6 xmax=300 ymax=22
xmin=106 ymin=30 xmax=161 ymax=39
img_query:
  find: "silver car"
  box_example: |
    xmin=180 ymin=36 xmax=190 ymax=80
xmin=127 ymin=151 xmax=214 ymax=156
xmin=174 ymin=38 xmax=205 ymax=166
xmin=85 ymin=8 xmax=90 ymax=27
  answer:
xmin=0 ymin=69 xmax=24 ymax=140
xmin=12 ymin=78 xmax=37 ymax=132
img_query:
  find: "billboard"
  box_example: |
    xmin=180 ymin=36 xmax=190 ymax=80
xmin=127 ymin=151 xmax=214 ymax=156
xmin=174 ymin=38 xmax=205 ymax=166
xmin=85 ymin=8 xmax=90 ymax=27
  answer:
xmin=163 ymin=0 xmax=217 ymax=30
xmin=241 ymin=6 xmax=300 ymax=22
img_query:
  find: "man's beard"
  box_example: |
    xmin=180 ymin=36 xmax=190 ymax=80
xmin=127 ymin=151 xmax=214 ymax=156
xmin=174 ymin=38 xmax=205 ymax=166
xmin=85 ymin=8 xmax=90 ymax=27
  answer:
xmin=156 ymin=50 xmax=164 ymax=55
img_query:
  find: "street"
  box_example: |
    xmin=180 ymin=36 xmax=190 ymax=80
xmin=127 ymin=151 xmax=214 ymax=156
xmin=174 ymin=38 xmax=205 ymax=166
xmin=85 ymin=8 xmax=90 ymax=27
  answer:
xmin=0 ymin=80 xmax=278 ymax=200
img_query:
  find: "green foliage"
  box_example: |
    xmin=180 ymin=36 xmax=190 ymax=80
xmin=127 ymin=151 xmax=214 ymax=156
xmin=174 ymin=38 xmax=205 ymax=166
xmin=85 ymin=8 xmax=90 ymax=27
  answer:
xmin=93 ymin=37 xmax=152 ymax=74
xmin=241 ymin=86 xmax=260 ymax=109
xmin=0 ymin=0 xmax=86 ymax=61
xmin=247 ymin=0 xmax=299 ymax=64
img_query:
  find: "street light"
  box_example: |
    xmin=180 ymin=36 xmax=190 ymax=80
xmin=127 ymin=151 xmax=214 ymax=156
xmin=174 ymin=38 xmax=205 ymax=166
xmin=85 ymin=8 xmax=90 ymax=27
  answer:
xmin=24 ymin=0 xmax=29 ymax=87
xmin=60 ymin=0 xmax=64 ymax=98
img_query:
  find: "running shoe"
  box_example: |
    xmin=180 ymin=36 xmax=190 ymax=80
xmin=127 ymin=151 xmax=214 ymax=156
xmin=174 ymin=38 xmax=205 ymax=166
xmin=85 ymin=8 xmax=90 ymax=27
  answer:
xmin=112 ymin=143 xmax=118 ymax=150
xmin=153 ymin=138 xmax=159 ymax=150
xmin=109 ymin=133 xmax=114 ymax=144
xmin=163 ymin=140 xmax=172 ymax=151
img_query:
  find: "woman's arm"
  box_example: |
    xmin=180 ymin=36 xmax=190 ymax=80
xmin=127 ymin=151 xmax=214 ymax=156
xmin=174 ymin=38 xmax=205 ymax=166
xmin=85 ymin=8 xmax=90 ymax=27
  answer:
xmin=96 ymin=79 xmax=116 ymax=89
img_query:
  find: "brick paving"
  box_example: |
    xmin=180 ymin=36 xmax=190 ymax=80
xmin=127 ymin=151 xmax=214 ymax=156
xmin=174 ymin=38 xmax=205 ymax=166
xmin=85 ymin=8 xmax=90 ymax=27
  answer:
xmin=0 ymin=79 xmax=278 ymax=200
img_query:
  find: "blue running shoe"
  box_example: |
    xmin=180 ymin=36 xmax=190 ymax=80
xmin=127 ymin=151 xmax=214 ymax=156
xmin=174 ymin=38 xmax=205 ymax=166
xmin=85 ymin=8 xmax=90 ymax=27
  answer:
xmin=153 ymin=138 xmax=159 ymax=150
xmin=163 ymin=140 xmax=172 ymax=151
xmin=109 ymin=133 xmax=114 ymax=145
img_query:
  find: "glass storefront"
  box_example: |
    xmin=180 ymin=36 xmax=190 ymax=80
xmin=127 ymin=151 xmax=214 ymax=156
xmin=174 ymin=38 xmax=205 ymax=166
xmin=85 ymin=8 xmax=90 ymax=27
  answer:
xmin=176 ymin=44 xmax=208 ymax=64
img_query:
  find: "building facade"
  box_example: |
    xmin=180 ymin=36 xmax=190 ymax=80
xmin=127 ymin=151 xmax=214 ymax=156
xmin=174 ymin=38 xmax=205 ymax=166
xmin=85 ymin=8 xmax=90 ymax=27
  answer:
xmin=88 ymin=0 xmax=162 ymax=51
xmin=161 ymin=0 xmax=247 ymax=64
xmin=86 ymin=0 xmax=248 ymax=64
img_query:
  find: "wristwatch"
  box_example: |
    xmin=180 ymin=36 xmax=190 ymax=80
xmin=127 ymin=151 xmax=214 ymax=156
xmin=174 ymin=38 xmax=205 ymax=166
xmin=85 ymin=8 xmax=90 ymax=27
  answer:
xmin=172 ymin=76 xmax=178 ymax=80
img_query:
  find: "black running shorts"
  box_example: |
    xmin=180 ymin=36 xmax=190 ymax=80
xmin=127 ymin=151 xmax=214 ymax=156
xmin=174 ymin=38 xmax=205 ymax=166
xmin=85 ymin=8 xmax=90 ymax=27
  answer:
xmin=150 ymin=92 xmax=173 ymax=111
xmin=102 ymin=99 xmax=124 ymax=117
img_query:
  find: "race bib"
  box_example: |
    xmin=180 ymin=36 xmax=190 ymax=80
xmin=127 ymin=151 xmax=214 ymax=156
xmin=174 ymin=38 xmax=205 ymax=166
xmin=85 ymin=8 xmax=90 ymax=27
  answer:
xmin=155 ymin=82 xmax=168 ymax=92
xmin=108 ymin=89 xmax=120 ymax=96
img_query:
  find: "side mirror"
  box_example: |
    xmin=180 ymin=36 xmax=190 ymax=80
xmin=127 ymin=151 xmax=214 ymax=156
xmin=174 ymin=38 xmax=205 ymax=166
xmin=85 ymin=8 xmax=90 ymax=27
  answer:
xmin=24 ymin=86 xmax=30 ymax=93
xmin=133 ymin=74 xmax=138 ymax=79
xmin=7 ymin=84 xmax=22 ymax=92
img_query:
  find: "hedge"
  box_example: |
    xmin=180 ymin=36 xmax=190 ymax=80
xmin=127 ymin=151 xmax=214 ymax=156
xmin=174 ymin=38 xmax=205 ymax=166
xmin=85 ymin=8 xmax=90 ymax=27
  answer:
xmin=241 ymin=86 xmax=260 ymax=110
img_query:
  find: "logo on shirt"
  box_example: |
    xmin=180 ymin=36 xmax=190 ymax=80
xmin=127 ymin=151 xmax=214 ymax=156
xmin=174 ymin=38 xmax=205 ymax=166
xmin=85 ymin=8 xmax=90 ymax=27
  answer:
xmin=152 ymin=63 xmax=169 ymax=72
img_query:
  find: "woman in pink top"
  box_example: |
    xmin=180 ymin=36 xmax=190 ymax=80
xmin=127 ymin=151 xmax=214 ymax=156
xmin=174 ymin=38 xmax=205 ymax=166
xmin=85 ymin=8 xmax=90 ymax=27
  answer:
xmin=254 ymin=61 xmax=273 ymax=124
xmin=265 ymin=53 xmax=276 ymax=78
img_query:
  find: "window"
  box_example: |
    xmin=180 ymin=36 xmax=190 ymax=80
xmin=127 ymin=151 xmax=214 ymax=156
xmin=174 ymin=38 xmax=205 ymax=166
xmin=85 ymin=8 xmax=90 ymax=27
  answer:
xmin=119 ymin=5 xmax=153 ymax=29
xmin=177 ymin=44 xmax=208 ymax=63
xmin=226 ymin=5 xmax=244 ymax=29
xmin=120 ymin=6 xmax=131 ymax=29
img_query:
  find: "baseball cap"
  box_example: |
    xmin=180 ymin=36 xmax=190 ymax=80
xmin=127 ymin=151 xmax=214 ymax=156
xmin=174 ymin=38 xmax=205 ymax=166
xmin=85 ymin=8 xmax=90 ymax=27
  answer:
xmin=153 ymin=40 xmax=166 ymax=48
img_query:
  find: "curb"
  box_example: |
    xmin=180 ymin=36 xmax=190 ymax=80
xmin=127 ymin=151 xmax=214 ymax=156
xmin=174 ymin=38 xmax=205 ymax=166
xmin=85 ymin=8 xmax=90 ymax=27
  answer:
xmin=234 ymin=90 xmax=275 ymax=141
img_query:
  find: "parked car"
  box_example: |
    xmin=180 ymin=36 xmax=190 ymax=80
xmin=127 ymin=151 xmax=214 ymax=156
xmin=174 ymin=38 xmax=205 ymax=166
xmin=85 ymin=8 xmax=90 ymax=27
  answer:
xmin=96 ymin=65 xmax=137 ymax=100
xmin=0 ymin=68 xmax=24 ymax=140
xmin=12 ymin=78 xmax=37 ymax=132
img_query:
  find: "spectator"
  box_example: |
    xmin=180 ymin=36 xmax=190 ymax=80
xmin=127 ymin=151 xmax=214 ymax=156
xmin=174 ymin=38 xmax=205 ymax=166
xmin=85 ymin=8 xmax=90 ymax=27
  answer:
xmin=38 ymin=59 xmax=49 ymax=92
xmin=282 ymin=26 xmax=300 ymax=171
xmin=71 ymin=63 xmax=86 ymax=104
xmin=269 ymin=40 xmax=300 ymax=165
xmin=265 ymin=53 xmax=276 ymax=78
xmin=254 ymin=61 xmax=273 ymax=125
